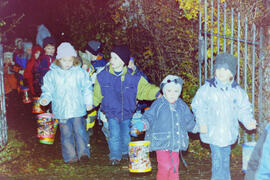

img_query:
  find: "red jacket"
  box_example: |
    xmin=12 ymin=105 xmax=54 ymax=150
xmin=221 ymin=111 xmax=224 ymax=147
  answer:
xmin=24 ymin=45 xmax=43 ymax=95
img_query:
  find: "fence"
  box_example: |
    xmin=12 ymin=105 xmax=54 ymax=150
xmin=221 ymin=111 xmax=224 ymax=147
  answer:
xmin=197 ymin=0 xmax=264 ymax=142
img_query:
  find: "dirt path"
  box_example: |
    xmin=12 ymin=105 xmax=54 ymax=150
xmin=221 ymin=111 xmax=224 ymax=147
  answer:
xmin=1 ymin=94 xmax=245 ymax=179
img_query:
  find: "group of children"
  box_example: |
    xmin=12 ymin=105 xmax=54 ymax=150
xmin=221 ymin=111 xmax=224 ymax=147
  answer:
xmin=3 ymin=34 xmax=260 ymax=180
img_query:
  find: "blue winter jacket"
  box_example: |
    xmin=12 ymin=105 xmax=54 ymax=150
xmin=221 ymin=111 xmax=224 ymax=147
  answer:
xmin=245 ymin=123 xmax=270 ymax=180
xmin=191 ymin=77 xmax=256 ymax=147
xmin=40 ymin=63 xmax=92 ymax=119
xmin=143 ymin=96 xmax=195 ymax=152
xmin=93 ymin=65 xmax=160 ymax=122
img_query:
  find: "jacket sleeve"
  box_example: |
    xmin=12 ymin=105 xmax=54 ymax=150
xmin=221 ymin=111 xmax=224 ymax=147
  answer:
xmin=93 ymin=78 xmax=103 ymax=107
xmin=40 ymin=72 xmax=54 ymax=105
xmin=237 ymin=88 xmax=256 ymax=130
xmin=137 ymin=77 xmax=160 ymax=101
xmin=191 ymin=84 xmax=208 ymax=126
xmin=82 ymin=70 xmax=93 ymax=106
xmin=182 ymin=101 xmax=196 ymax=132
xmin=245 ymin=124 xmax=270 ymax=180
xmin=142 ymin=100 xmax=159 ymax=130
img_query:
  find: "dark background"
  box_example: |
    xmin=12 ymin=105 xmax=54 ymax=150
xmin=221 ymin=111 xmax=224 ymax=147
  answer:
xmin=1 ymin=0 xmax=108 ymax=45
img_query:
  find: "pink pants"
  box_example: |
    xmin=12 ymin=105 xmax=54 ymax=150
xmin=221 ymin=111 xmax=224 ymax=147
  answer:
xmin=156 ymin=150 xmax=179 ymax=180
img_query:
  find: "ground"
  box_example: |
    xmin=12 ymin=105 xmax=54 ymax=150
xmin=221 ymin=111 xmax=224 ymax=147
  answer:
xmin=0 ymin=92 xmax=246 ymax=179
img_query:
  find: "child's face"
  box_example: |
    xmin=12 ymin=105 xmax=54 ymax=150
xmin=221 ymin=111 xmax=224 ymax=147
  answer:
xmin=215 ymin=67 xmax=233 ymax=83
xmin=44 ymin=44 xmax=55 ymax=56
xmin=26 ymin=48 xmax=32 ymax=56
xmin=164 ymin=85 xmax=182 ymax=104
xmin=17 ymin=40 xmax=23 ymax=49
xmin=110 ymin=52 xmax=124 ymax=72
xmin=128 ymin=60 xmax=135 ymax=70
xmin=86 ymin=50 xmax=97 ymax=61
xmin=59 ymin=56 xmax=74 ymax=70
xmin=34 ymin=51 xmax=41 ymax=60
xmin=4 ymin=57 xmax=12 ymax=65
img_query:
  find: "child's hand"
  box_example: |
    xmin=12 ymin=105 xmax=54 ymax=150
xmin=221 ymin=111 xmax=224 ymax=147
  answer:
xmin=130 ymin=121 xmax=145 ymax=137
xmin=157 ymin=94 xmax=162 ymax=98
xmin=40 ymin=99 xmax=47 ymax=106
xmin=86 ymin=105 xmax=93 ymax=111
xmin=200 ymin=124 xmax=208 ymax=134
xmin=247 ymin=121 xmax=257 ymax=130
xmin=19 ymin=70 xmax=24 ymax=75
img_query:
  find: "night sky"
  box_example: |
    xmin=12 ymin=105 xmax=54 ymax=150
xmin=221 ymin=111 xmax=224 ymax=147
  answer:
xmin=1 ymin=0 xmax=107 ymax=46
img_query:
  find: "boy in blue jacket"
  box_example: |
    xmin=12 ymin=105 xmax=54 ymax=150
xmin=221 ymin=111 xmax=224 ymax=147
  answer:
xmin=191 ymin=53 xmax=257 ymax=180
xmin=93 ymin=45 xmax=160 ymax=165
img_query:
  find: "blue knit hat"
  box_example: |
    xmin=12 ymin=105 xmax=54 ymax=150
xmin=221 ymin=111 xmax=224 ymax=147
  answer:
xmin=85 ymin=40 xmax=101 ymax=56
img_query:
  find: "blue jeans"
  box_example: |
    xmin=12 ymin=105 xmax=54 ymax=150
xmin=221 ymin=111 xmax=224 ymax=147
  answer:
xmin=59 ymin=117 xmax=90 ymax=162
xmin=108 ymin=118 xmax=130 ymax=160
xmin=210 ymin=144 xmax=231 ymax=180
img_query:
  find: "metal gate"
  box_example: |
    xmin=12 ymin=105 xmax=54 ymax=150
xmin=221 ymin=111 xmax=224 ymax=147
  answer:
xmin=197 ymin=0 xmax=264 ymax=141
xmin=0 ymin=44 xmax=8 ymax=151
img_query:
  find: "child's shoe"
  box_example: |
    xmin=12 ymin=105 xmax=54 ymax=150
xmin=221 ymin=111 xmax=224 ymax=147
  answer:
xmin=80 ymin=155 xmax=90 ymax=163
xmin=66 ymin=158 xmax=79 ymax=164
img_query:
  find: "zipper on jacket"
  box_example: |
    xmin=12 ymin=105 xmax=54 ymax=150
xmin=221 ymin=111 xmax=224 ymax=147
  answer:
xmin=121 ymin=76 xmax=124 ymax=122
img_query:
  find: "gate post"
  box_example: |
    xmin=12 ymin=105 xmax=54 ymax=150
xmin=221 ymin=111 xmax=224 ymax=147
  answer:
xmin=262 ymin=26 xmax=270 ymax=135
xmin=0 ymin=44 xmax=8 ymax=151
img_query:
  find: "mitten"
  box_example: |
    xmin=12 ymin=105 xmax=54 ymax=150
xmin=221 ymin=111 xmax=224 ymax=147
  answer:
xmin=130 ymin=121 xmax=145 ymax=137
xmin=135 ymin=121 xmax=145 ymax=132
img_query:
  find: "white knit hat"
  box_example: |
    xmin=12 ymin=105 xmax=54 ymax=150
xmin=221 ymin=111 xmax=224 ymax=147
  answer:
xmin=56 ymin=42 xmax=77 ymax=59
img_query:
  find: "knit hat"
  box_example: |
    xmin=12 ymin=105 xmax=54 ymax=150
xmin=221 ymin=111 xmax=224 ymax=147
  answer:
xmin=4 ymin=52 xmax=13 ymax=60
xmin=160 ymin=75 xmax=183 ymax=93
xmin=112 ymin=45 xmax=130 ymax=65
xmin=23 ymin=42 xmax=33 ymax=52
xmin=43 ymin=36 xmax=56 ymax=48
xmin=214 ymin=53 xmax=237 ymax=76
xmin=56 ymin=42 xmax=77 ymax=59
xmin=85 ymin=40 xmax=101 ymax=56
xmin=15 ymin=38 xmax=22 ymax=46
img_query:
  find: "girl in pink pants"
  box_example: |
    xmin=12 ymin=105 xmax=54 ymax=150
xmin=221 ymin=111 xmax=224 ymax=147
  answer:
xmin=133 ymin=75 xmax=198 ymax=180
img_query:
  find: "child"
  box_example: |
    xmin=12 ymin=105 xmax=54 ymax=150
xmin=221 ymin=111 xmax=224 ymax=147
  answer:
xmin=3 ymin=52 xmax=17 ymax=95
xmin=133 ymin=75 xmax=196 ymax=180
xmin=93 ymin=45 xmax=160 ymax=165
xmin=14 ymin=41 xmax=33 ymax=90
xmin=40 ymin=42 xmax=92 ymax=163
xmin=83 ymin=40 xmax=107 ymax=71
xmin=33 ymin=36 xmax=56 ymax=96
xmin=23 ymin=45 xmax=43 ymax=96
xmin=191 ymin=53 xmax=257 ymax=180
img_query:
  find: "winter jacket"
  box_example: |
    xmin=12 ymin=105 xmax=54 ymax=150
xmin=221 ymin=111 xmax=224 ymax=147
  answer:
xmin=245 ymin=123 xmax=270 ymax=180
xmin=33 ymin=54 xmax=55 ymax=95
xmin=93 ymin=65 xmax=160 ymax=122
xmin=40 ymin=63 xmax=92 ymax=119
xmin=91 ymin=53 xmax=107 ymax=71
xmin=3 ymin=64 xmax=17 ymax=94
xmin=143 ymin=96 xmax=195 ymax=152
xmin=15 ymin=53 xmax=30 ymax=70
xmin=191 ymin=77 xmax=256 ymax=147
xmin=24 ymin=45 xmax=43 ymax=95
